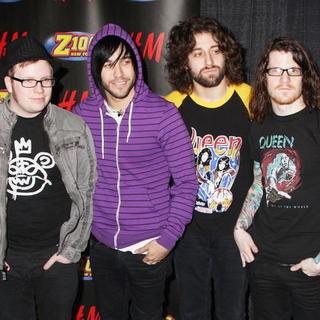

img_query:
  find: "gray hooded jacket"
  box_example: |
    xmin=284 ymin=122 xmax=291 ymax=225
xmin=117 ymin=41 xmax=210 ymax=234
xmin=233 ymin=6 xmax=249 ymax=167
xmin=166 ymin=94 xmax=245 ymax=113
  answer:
xmin=0 ymin=100 xmax=96 ymax=270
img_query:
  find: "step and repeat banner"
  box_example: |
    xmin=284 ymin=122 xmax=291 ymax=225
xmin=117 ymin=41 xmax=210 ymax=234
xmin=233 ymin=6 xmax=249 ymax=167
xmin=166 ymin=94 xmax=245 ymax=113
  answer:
xmin=0 ymin=0 xmax=200 ymax=319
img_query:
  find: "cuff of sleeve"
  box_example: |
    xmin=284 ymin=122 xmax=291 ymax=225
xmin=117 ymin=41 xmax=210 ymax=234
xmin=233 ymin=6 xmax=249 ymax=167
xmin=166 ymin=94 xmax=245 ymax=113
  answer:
xmin=157 ymin=231 xmax=178 ymax=251
xmin=60 ymin=246 xmax=81 ymax=263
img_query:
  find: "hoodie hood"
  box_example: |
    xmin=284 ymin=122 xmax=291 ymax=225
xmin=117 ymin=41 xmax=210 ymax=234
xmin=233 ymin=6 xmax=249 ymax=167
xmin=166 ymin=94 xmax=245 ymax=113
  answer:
xmin=86 ymin=23 xmax=149 ymax=107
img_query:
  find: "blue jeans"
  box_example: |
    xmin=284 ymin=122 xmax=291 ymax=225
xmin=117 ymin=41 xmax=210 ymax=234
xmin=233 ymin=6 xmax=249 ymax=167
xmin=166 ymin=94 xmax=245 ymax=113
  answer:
xmin=90 ymin=240 xmax=170 ymax=320
xmin=248 ymin=258 xmax=320 ymax=320
xmin=174 ymin=234 xmax=247 ymax=320
xmin=0 ymin=246 xmax=79 ymax=320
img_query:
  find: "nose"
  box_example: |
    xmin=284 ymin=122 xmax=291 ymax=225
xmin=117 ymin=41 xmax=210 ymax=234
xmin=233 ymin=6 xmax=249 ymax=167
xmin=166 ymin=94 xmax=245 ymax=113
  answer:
xmin=205 ymin=52 xmax=214 ymax=67
xmin=279 ymin=71 xmax=291 ymax=83
xmin=34 ymin=81 xmax=44 ymax=92
xmin=113 ymin=63 xmax=124 ymax=77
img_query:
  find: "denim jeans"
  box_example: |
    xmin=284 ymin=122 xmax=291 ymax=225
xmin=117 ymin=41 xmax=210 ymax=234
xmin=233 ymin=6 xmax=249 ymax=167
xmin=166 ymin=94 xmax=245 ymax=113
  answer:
xmin=248 ymin=258 xmax=320 ymax=320
xmin=0 ymin=246 xmax=79 ymax=320
xmin=90 ymin=240 xmax=170 ymax=320
xmin=174 ymin=234 xmax=247 ymax=320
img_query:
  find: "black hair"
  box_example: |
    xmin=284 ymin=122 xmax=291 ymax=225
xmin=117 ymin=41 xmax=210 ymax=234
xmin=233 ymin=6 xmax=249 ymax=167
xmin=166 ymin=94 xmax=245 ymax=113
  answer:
xmin=91 ymin=35 xmax=137 ymax=98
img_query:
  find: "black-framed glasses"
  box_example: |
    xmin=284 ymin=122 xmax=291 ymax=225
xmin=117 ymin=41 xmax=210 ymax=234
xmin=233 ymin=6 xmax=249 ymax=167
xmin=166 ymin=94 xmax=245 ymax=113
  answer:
xmin=265 ymin=67 xmax=302 ymax=77
xmin=10 ymin=76 xmax=55 ymax=88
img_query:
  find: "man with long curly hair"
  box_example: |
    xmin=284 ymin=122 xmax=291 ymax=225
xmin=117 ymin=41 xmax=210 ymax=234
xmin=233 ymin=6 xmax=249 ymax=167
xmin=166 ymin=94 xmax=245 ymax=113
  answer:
xmin=165 ymin=16 xmax=252 ymax=320
xmin=234 ymin=37 xmax=320 ymax=319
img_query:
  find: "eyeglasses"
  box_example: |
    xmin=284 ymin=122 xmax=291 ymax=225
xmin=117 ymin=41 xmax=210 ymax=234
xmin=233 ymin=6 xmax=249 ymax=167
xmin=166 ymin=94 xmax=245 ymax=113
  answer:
xmin=10 ymin=76 xmax=55 ymax=88
xmin=265 ymin=67 xmax=302 ymax=77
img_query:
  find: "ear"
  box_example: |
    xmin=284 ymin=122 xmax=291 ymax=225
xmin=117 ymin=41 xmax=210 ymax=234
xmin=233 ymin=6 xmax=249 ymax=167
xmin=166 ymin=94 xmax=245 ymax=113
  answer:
xmin=4 ymin=76 xmax=13 ymax=93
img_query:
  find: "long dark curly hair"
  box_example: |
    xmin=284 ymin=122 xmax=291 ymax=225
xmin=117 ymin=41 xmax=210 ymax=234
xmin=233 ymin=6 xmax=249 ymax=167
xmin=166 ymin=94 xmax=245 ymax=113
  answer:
xmin=165 ymin=16 xmax=245 ymax=94
xmin=250 ymin=37 xmax=320 ymax=122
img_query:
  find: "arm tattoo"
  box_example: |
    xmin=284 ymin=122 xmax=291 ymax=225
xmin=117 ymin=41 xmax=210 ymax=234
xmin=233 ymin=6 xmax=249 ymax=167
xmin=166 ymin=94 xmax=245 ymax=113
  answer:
xmin=235 ymin=161 xmax=263 ymax=231
xmin=314 ymin=253 xmax=320 ymax=264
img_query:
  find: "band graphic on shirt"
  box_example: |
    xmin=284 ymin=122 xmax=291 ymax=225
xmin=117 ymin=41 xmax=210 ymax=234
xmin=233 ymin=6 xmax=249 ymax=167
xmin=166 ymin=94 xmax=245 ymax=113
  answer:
xmin=7 ymin=137 xmax=55 ymax=200
xmin=261 ymin=148 xmax=302 ymax=205
xmin=191 ymin=127 xmax=242 ymax=214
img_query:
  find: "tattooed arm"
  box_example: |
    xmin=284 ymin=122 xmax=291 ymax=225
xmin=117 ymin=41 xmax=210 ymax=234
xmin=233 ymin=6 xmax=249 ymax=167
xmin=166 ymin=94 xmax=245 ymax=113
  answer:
xmin=234 ymin=161 xmax=263 ymax=267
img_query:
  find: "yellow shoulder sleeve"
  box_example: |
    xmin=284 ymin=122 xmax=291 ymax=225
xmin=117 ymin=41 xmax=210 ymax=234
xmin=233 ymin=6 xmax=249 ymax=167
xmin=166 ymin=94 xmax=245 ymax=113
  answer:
xmin=163 ymin=90 xmax=187 ymax=108
xmin=234 ymin=83 xmax=252 ymax=112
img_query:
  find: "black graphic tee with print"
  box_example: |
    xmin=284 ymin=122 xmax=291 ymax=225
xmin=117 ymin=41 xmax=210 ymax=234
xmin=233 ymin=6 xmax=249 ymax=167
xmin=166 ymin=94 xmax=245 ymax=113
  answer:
xmin=249 ymin=108 xmax=320 ymax=263
xmin=6 ymin=108 xmax=71 ymax=250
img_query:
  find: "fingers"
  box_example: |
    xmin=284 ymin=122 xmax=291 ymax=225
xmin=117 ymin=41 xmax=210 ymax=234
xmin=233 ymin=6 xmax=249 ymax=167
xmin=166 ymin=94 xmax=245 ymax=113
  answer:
xmin=251 ymin=243 xmax=259 ymax=254
xmin=240 ymin=252 xmax=247 ymax=268
xmin=142 ymin=252 xmax=160 ymax=265
xmin=43 ymin=253 xmax=58 ymax=270
xmin=134 ymin=244 xmax=149 ymax=255
xmin=241 ymin=250 xmax=255 ymax=264
xmin=290 ymin=263 xmax=301 ymax=272
xmin=144 ymin=259 xmax=161 ymax=265
xmin=4 ymin=261 xmax=11 ymax=271
xmin=43 ymin=257 xmax=55 ymax=270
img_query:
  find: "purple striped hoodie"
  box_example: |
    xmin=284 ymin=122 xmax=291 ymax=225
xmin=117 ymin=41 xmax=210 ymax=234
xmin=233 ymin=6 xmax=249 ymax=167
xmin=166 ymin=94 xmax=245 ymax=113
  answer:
xmin=73 ymin=24 xmax=198 ymax=251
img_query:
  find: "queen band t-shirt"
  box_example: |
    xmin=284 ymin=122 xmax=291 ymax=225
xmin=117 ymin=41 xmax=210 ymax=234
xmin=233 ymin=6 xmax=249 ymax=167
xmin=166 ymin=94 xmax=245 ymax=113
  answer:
xmin=6 ymin=108 xmax=72 ymax=249
xmin=249 ymin=108 xmax=320 ymax=263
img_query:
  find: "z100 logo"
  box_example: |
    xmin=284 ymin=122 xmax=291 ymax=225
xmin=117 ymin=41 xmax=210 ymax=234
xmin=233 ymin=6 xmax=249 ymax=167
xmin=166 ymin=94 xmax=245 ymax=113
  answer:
xmin=46 ymin=31 xmax=165 ymax=63
xmin=45 ymin=32 xmax=94 ymax=61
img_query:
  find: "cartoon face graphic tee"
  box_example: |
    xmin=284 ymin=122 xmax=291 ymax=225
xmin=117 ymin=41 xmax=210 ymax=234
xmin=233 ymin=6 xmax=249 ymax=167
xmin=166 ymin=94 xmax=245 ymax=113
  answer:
xmin=6 ymin=109 xmax=71 ymax=249
xmin=170 ymin=84 xmax=253 ymax=236
xmin=250 ymin=108 xmax=320 ymax=262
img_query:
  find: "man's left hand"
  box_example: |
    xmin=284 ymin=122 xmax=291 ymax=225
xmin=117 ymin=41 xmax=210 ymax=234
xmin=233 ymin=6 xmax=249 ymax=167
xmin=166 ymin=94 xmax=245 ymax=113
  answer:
xmin=290 ymin=258 xmax=320 ymax=276
xmin=134 ymin=240 xmax=169 ymax=265
xmin=43 ymin=252 xmax=72 ymax=270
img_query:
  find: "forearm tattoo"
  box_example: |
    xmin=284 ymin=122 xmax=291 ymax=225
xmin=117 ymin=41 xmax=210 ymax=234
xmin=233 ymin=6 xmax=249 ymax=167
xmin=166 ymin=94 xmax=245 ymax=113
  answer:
xmin=314 ymin=253 xmax=320 ymax=264
xmin=235 ymin=161 xmax=263 ymax=231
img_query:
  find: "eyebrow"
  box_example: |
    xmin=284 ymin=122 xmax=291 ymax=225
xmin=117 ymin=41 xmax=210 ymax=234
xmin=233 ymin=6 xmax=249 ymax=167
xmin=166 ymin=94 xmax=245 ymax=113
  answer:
xmin=192 ymin=45 xmax=219 ymax=51
xmin=106 ymin=53 xmax=132 ymax=64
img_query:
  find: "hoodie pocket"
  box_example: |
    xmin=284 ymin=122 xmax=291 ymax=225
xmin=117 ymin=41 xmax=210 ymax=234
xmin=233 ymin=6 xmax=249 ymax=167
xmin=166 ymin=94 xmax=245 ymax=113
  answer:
xmin=118 ymin=186 xmax=161 ymax=230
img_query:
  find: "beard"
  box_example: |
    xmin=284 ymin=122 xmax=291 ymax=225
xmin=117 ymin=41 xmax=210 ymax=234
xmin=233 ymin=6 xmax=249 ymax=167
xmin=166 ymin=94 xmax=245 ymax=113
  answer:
xmin=102 ymin=76 xmax=136 ymax=100
xmin=270 ymin=85 xmax=303 ymax=106
xmin=191 ymin=65 xmax=226 ymax=88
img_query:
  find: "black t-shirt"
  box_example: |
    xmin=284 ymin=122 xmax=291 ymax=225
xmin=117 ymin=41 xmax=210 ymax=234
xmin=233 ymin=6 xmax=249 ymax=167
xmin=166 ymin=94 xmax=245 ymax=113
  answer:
xmin=250 ymin=108 xmax=320 ymax=263
xmin=166 ymin=84 xmax=253 ymax=236
xmin=6 ymin=108 xmax=72 ymax=249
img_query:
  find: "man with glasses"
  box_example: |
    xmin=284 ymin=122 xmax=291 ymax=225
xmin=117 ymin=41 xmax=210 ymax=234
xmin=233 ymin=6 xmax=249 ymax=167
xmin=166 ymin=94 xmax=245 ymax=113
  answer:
xmin=0 ymin=36 xmax=96 ymax=320
xmin=234 ymin=37 xmax=320 ymax=319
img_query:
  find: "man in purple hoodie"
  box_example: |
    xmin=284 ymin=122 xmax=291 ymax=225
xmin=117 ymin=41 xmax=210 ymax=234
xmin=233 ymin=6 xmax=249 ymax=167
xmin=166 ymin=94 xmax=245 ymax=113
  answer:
xmin=73 ymin=24 xmax=198 ymax=320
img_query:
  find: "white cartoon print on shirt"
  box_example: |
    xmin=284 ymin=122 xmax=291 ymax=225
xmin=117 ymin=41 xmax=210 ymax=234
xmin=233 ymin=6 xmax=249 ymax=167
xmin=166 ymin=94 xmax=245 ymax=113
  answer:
xmin=191 ymin=127 xmax=242 ymax=214
xmin=7 ymin=137 xmax=55 ymax=200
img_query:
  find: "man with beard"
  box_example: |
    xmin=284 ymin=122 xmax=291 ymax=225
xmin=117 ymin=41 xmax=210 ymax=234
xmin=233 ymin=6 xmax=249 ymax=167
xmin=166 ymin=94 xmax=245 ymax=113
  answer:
xmin=73 ymin=23 xmax=198 ymax=320
xmin=165 ymin=17 xmax=252 ymax=320
xmin=234 ymin=37 xmax=320 ymax=319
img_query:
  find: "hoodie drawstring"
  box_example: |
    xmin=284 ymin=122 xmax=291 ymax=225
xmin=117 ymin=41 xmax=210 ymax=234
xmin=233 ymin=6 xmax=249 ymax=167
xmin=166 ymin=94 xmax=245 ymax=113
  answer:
xmin=99 ymin=107 xmax=105 ymax=159
xmin=126 ymin=101 xmax=133 ymax=143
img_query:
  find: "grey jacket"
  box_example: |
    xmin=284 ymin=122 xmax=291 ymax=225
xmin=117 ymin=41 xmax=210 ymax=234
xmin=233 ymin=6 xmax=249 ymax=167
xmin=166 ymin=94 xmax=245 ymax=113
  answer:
xmin=0 ymin=100 xmax=96 ymax=269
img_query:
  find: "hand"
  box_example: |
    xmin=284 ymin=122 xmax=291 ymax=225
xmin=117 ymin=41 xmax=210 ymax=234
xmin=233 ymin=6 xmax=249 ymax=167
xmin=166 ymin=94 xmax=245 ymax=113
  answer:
xmin=234 ymin=228 xmax=259 ymax=267
xmin=4 ymin=261 xmax=10 ymax=271
xmin=290 ymin=258 xmax=320 ymax=276
xmin=134 ymin=240 xmax=170 ymax=265
xmin=43 ymin=252 xmax=72 ymax=270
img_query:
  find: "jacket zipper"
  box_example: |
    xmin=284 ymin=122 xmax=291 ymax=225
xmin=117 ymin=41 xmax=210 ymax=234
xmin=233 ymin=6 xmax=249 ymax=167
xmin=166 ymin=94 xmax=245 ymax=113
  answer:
xmin=114 ymin=120 xmax=122 ymax=249
xmin=43 ymin=117 xmax=82 ymax=255
xmin=1 ymin=116 xmax=16 ymax=271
